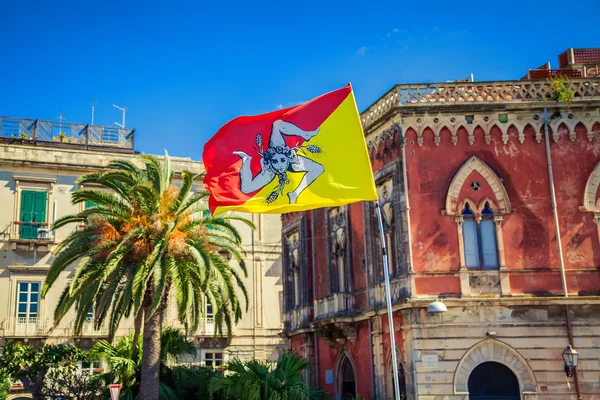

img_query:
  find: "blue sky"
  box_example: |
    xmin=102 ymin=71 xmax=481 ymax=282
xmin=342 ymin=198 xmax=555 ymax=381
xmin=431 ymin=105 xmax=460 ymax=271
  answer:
xmin=1 ymin=0 xmax=598 ymax=160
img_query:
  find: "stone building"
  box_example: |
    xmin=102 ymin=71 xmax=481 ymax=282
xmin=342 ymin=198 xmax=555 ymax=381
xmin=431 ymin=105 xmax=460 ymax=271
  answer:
xmin=0 ymin=116 xmax=284 ymax=396
xmin=280 ymin=49 xmax=600 ymax=399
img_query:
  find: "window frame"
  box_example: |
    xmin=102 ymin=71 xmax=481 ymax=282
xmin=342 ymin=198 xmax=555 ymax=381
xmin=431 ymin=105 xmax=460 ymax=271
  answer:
xmin=11 ymin=176 xmax=56 ymax=241
xmin=203 ymin=351 xmax=224 ymax=368
xmin=16 ymin=281 xmax=41 ymax=321
xmin=461 ymin=203 xmax=499 ymax=270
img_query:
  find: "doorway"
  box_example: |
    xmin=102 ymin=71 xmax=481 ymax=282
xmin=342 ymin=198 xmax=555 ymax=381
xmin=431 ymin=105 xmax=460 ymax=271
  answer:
xmin=468 ymin=361 xmax=520 ymax=400
xmin=338 ymin=356 xmax=356 ymax=400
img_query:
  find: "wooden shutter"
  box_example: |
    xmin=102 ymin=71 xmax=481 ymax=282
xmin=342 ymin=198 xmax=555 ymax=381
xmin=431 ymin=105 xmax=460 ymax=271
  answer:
xmin=462 ymin=219 xmax=480 ymax=268
xmin=480 ymin=219 xmax=499 ymax=269
xmin=33 ymin=191 xmax=47 ymax=224
xmin=20 ymin=191 xmax=46 ymax=239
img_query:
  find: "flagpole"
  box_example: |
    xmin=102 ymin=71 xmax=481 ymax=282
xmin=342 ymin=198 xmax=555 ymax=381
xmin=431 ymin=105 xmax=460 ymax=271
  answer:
xmin=375 ymin=200 xmax=401 ymax=400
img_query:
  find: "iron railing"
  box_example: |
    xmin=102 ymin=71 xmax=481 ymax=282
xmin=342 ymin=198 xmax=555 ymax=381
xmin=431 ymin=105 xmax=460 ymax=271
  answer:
xmin=360 ymin=78 xmax=600 ymax=128
xmin=0 ymin=116 xmax=135 ymax=150
xmin=1 ymin=221 xmax=55 ymax=241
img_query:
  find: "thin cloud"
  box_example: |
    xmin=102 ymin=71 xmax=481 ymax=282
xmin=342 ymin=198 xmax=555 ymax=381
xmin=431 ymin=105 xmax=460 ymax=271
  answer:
xmin=357 ymin=46 xmax=367 ymax=56
xmin=275 ymin=104 xmax=284 ymax=110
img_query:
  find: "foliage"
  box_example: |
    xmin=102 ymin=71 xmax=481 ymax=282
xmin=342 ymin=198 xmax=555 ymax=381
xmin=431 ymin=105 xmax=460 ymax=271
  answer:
xmin=39 ymin=367 xmax=104 ymax=400
xmin=160 ymin=326 xmax=197 ymax=364
xmin=0 ymin=373 xmax=9 ymax=400
xmin=43 ymin=151 xmax=253 ymax=399
xmin=164 ymin=365 xmax=226 ymax=400
xmin=0 ymin=341 xmax=88 ymax=399
xmin=210 ymin=351 xmax=329 ymax=400
xmin=549 ymin=77 xmax=574 ymax=103
xmin=91 ymin=327 xmax=197 ymax=399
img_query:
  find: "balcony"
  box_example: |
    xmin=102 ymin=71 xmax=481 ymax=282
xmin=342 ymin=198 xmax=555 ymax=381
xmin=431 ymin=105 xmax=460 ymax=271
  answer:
xmin=2 ymin=222 xmax=55 ymax=252
xmin=314 ymin=293 xmax=354 ymax=320
xmin=283 ymin=306 xmax=311 ymax=332
xmin=0 ymin=116 xmax=135 ymax=152
xmin=77 ymin=320 xmax=109 ymax=337
xmin=368 ymin=277 xmax=409 ymax=310
xmin=360 ymin=78 xmax=600 ymax=128
xmin=2 ymin=317 xmax=50 ymax=337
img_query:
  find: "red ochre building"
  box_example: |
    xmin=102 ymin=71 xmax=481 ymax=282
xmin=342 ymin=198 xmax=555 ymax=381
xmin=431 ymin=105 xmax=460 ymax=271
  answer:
xmin=280 ymin=48 xmax=600 ymax=400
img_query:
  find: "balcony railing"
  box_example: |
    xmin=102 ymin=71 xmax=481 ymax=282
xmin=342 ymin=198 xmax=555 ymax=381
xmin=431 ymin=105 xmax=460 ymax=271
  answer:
xmin=368 ymin=277 xmax=406 ymax=310
xmin=2 ymin=317 xmax=50 ymax=337
xmin=77 ymin=320 xmax=109 ymax=337
xmin=283 ymin=306 xmax=311 ymax=331
xmin=360 ymin=78 xmax=600 ymax=128
xmin=314 ymin=293 xmax=354 ymax=320
xmin=187 ymin=318 xmax=227 ymax=337
xmin=2 ymin=222 xmax=55 ymax=242
xmin=0 ymin=116 xmax=135 ymax=151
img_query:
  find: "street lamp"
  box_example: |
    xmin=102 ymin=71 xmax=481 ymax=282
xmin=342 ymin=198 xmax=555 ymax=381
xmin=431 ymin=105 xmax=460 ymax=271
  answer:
xmin=562 ymin=345 xmax=579 ymax=377
xmin=427 ymin=299 xmax=448 ymax=313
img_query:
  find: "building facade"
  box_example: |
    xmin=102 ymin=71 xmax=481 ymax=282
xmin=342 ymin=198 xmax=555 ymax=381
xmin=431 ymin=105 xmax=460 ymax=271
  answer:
xmin=281 ymin=50 xmax=600 ymax=399
xmin=0 ymin=117 xmax=284 ymax=396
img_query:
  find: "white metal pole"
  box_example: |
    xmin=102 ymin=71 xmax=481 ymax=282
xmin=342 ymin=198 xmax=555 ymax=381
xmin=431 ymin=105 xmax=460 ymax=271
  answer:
xmin=91 ymin=105 xmax=95 ymax=126
xmin=543 ymin=107 xmax=568 ymax=298
xmin=375 ymin=200 xmax=401 ymax=400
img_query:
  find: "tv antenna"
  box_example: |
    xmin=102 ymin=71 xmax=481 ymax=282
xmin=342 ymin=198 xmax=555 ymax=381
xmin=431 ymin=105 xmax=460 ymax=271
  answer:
xmin=113 ymin=104 xmax=127 ymax=128
xmin=56 ymin=110 xmax=65 ymax=128
xmin=91 ymin=102 xmax=98 ymax=125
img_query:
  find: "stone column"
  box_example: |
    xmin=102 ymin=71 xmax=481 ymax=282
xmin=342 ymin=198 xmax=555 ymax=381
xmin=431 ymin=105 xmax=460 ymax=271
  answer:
xmin=455 ymin=216 xmax=470 ymax=296
xmin=494 ymin=215 xmax=510 ymax=296
xmin=595 ymin=213 xmax=600 ymax=245
xmin=371 ymin=316 xmax=386 ymax=399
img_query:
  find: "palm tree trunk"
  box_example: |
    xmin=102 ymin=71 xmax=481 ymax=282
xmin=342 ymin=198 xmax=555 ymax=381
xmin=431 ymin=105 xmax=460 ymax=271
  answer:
xmin=139 ymin=307 xmax=162 ymax=400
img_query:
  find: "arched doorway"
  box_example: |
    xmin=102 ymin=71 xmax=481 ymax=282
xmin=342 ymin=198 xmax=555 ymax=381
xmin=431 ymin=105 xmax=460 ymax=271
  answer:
xmin=468 ymin=362 xmax=520 ymax=400
xmin=386 ymin=348 xmax=407 ymax=399
xmin=337 ymin=353 xmax=357 ymax=400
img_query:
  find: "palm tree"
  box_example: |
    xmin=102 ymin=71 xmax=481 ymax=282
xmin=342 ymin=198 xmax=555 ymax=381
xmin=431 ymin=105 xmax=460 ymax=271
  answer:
xmin=42 ymin=152 xmax=251 ymax=400
xmin=91 ymin=327 xmax=197 ymax=400
xmin=210 ymin=352 xmax=330 ymax=400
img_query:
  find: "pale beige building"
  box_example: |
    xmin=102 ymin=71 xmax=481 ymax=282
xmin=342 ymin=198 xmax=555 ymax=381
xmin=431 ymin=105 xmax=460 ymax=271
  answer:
xmin=0 ymin=117 xmax=284 ymax=387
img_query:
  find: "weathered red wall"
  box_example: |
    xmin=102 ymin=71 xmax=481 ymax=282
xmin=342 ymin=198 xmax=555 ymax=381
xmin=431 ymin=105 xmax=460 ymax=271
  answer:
xmin=404 ymin=119 xmax=600 ymax=295
xmin=313 ymin=321 xmax=373 ymax=399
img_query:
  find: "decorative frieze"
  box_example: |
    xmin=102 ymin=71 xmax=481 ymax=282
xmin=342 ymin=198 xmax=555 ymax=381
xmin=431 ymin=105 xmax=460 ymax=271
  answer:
xmin=365 ymin=109 xmax=599 ymax=150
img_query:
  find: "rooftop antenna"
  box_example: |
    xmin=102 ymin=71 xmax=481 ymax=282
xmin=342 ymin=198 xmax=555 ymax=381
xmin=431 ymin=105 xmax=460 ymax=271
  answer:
xmin=91 ymin=102 xmax=98 ymax=125
xmin=113 ymin=104 xmax=126 ymax=128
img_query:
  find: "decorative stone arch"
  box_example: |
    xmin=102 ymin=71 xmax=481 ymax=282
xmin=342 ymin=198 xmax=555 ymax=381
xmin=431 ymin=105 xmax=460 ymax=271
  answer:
xmin=454 ymin=339 xmax=537 ymax=395
xmin=335 ymin=350 xmax=357 ymax=399
xmin=582 ymin=161 xmax=600 ymax=212
xmin=385 ymin=347 xmax=407 ymax=399
xmin=582 ymin=161 xmax=600 ymax=242
xmin=8 ymin=395 xmax=33 ymax=400
xmin=444 ymin=156 xmax=511 ymax=216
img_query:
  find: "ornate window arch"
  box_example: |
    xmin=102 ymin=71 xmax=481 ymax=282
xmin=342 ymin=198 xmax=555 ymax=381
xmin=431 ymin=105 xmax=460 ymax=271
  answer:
xmin=582 ymin=161 xmax=600 ymax=245
xmin=444 ymin=157 xmax=511 ymax=296
xmin=385 ymin=347 xmax=407 ymax=399
xmin=453 ymin=339 xmax=537 ymax=395
xmin=283 ymin=217 xmax=308 ymax=311
xmin=327 ymin=206 xmax=352 ymax=293
xmin=444 ymin=156 xmax=511 ymax=216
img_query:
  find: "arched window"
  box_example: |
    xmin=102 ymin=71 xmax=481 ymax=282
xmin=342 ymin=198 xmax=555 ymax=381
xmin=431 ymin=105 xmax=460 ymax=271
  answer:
xmin=462 ymin=203 xmax=499 ymax=269
xmin=382 ymin=204 xmax=397 ymax=276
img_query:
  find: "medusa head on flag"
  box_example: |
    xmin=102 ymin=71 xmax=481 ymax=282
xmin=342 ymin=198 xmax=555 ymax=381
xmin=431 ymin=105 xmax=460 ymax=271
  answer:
xmin=233 ymin=120 xmax=324 ymax=204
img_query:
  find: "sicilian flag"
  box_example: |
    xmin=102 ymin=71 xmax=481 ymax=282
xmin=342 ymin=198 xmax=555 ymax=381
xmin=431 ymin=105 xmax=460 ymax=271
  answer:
xmin=203 ymin=84 xmax=377 ymax=214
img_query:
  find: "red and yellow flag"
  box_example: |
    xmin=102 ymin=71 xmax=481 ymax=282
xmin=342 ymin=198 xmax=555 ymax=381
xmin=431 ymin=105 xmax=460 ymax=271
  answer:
xmin=203 ymin=84 xmax=377 ymax=214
